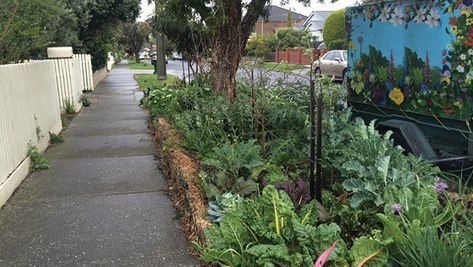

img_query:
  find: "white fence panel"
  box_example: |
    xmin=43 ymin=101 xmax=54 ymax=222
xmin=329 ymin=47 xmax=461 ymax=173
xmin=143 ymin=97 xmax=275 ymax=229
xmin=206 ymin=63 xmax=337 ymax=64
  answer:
xmin=107 ymin=52 xmax=115 ymax=71
xmin=74 ymin=54 xmax=94 ymax=91
xmin=52 ymin=58 xmax=83 ymax=112
xmin=0 ymin=61 xmax=62 ymax=207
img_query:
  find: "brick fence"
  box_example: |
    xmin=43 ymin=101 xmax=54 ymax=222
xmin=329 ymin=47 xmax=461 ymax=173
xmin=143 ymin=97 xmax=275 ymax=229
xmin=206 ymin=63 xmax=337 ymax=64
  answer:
xmin=275 ymin=48 xmax=327 ymax=65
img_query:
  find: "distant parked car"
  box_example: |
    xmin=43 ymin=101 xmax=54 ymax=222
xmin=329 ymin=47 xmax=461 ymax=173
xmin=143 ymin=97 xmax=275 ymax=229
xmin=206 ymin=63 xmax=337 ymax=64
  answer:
xmin=317 ymin=42 xmax=326 ymax=49
xmin=171 ymin=52 xmax=183 ymax=60
xmin=312 ymin=50 xmax=347 ymax=80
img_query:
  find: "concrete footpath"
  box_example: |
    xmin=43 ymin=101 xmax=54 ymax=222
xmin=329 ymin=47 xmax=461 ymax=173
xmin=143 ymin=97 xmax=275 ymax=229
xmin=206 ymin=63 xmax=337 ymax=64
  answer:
xmin=0 ymin=63 xmax=199 ymax=266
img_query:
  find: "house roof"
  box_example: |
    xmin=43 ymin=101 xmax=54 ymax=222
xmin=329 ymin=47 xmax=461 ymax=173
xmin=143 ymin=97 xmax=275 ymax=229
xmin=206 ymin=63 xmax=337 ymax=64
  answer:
xmin=257 ymin=5 xmax=308 ymax=22
xmin=302 ymin=10 xmax=333 ymax=29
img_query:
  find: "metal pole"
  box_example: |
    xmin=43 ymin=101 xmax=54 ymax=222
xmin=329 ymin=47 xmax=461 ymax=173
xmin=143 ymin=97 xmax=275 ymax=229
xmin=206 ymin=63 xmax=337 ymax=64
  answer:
xmin=309 ymin=78 xmax=316 ymax=200
xmin=315 ymin=85 xmax=323 ymax=203
xmin=181 ymin=57 xmax=185 ymax=83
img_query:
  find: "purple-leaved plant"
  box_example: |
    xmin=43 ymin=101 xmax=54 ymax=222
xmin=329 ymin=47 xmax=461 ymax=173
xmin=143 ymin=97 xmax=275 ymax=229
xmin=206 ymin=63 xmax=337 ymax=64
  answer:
xmin=273 ymin=178 xmax=310 ymax=212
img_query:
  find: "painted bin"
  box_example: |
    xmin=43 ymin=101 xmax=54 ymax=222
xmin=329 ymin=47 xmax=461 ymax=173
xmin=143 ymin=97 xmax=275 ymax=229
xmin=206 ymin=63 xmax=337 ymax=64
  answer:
xmin=346 ymin=0 xmax=473 ymax=168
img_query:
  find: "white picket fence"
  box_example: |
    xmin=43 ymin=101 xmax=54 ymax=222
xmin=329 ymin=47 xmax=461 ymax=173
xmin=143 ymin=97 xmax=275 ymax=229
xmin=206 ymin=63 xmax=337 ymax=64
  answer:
xmin=0 ymin=54 xmax=95 ymax=208
xmin=52 ymin=58 xmax=83 ymax=112
xmin=0 ymin=61 xmax=62 ymax=207
xmin=74 ymin=54 xmax=94 ymax=91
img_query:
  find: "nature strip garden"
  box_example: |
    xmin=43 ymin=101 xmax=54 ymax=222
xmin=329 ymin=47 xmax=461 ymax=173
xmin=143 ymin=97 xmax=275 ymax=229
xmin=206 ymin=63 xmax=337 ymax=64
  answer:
xmin=136 ymin=73 xmax=473 ymax=266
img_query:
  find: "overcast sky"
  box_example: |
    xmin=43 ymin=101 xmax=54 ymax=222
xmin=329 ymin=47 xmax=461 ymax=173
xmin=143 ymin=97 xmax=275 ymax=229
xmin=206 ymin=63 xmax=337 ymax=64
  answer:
xmin=138 ymin=0 xmax=359 ymax=21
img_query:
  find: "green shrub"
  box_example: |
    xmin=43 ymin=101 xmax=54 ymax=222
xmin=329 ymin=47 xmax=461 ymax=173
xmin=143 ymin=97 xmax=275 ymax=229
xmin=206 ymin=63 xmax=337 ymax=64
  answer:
xmin=274 ymin=27 xmax=311 ymax=48
xmin=323 ymin=9 xmax=346 ymax=48
xmin=327 ymin=39 xmax=346 ymax=50
xmin=246 ymin=34 xmax=273 ymax=57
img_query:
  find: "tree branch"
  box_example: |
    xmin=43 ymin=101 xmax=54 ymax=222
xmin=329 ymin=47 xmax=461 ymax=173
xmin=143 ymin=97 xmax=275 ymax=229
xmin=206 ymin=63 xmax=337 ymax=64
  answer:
xmin=240 ymin=0 xmax=269 ymax=53
xmin=0 ymin=1 xmax=19 ymax=47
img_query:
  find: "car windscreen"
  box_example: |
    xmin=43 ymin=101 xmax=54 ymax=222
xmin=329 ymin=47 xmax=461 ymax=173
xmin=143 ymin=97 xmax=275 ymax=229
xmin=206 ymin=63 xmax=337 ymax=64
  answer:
xmin=324 ymin=52 xmax=334 ymax=60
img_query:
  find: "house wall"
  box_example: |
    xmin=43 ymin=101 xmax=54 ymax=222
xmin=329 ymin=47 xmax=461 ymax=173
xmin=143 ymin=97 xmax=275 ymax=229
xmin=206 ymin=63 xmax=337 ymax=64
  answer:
xmin=255 ymin=20 xmax=306 ymax=35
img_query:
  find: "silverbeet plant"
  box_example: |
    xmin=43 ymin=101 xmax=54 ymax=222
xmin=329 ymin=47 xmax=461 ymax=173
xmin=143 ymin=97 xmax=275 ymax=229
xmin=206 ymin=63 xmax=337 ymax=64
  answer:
xmin=194 ymin=185 xmax=348 ymax=267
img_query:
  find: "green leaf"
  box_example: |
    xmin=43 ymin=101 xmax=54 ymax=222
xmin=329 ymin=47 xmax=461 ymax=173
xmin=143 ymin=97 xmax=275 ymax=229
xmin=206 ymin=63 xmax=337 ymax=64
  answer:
xmin=376 ymin=156 xmax=391 ymax=185
xmin=349 ymin=236 xmax=388 ymax=267
xmin=342 ymin=178 xmax=364 ymax=192
xmin=233 ymin=178 xmax=259 ymax=196
xmin=376 ymin=213 xmax=404 ymax=243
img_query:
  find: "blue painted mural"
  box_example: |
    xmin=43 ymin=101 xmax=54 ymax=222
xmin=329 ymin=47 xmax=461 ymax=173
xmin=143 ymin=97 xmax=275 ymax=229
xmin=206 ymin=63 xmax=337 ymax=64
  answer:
xmin=347 ymin=0 xmax=473 ymax=120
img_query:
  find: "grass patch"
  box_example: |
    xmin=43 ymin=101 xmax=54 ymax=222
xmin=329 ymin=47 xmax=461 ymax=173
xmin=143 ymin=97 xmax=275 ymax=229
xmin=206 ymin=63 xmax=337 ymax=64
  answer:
xmin=128 ymin=59 xmax=155 ymax=70
xmin=244 ymin=61 xmax=308 ymax=72
xmin=134 ymin=74 xmax=179 ymax=91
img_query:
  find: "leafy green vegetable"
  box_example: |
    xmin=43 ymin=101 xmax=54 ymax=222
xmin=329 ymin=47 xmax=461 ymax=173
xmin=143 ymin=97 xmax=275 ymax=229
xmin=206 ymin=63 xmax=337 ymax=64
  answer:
xmin=194 ymin=186 xmax=348 ymax=267
xmin=349 ymin=236 xmax=389 ymax=267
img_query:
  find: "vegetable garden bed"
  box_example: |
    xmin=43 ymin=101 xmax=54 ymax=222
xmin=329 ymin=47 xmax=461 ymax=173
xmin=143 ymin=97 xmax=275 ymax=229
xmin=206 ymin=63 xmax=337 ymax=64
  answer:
xmin=139 ymin=74 xmax=473 ymax=266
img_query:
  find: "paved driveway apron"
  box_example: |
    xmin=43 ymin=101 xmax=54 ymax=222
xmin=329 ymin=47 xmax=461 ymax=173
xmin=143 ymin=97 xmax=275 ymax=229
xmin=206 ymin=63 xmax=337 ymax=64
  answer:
xmin=0 ymin=63 xmax=199 ymax=266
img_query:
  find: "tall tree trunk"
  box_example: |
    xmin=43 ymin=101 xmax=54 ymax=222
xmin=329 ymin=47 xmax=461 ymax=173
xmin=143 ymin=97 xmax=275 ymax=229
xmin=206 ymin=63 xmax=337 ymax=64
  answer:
xmin=210 ymin=0 xmax=268 ymax=100
xmin=210 ymin=0 xmax=242 ymax=100
xmin=135 ymin=52 xmax=140 ymax=63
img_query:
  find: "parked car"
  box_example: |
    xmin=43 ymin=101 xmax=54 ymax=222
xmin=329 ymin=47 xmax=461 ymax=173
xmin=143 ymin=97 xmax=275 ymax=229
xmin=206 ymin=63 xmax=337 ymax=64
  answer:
xmin=312 ymin=50 xmax=347 ymax=80
xmin=171 ymin=52 xmax=183 ymax=60
xmin=317 ymin=42 xmax=326 ymax=49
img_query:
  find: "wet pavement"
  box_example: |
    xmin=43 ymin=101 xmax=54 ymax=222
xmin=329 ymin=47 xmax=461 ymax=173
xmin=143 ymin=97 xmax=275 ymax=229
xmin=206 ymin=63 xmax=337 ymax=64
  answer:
xmin=0 ymin=63 xmax=199 ymax=266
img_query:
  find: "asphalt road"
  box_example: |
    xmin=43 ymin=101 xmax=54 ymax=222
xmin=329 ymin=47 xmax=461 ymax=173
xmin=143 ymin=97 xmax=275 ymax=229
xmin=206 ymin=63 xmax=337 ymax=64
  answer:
xmin=137 ymin=59 xmax=312 ymax=85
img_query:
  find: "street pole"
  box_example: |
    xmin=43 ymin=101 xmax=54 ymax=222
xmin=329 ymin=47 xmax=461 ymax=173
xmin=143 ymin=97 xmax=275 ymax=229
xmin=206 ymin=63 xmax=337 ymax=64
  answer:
xmin=156 ymin=32 xmax=167 ymax=80
xmin=309 ymin=76 xmax=316 ymax=200
xmin=154 ymin=0 xmax=166 ymax=80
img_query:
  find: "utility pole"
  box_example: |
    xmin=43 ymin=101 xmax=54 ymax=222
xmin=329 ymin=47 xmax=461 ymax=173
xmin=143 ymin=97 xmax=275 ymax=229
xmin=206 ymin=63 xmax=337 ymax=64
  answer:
xmin=154 ymin=1 xmax=166 ymax=80
xmin=156 ymin=32 xmax=166 ymax=80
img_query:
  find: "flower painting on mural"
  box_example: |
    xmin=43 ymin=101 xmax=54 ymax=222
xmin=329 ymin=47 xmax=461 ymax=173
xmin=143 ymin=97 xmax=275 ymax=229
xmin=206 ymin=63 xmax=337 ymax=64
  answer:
xmin=347 ymin=0 xmax=473 ymax=120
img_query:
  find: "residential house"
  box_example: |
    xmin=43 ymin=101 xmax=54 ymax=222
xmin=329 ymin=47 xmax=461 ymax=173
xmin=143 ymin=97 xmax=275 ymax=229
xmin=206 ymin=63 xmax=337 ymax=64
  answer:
xmin=302 ymin=10 xmax=333 ymax=42
xmin=255 ymin=5 xmax=308 ymax=36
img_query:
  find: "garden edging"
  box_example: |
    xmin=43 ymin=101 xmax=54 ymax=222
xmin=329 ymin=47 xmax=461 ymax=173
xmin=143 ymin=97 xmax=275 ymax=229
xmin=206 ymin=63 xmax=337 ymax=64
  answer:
xmin=152 ymin=117 xmax=209 ymax=246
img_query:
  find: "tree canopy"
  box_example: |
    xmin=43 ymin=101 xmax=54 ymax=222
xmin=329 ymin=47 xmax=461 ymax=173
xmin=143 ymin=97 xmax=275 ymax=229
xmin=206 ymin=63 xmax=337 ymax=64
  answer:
xmin=322 ymin=8 xmax=346 ymax=50
xmin=0 ymin=0 xmax=65 ymax=63
xmin=0 ymin=0 xmax=140 ymax=70
xmin=152 ymin=0 xmax=314 ymax=99
xmin=119 ymin=22 xmax=152 ymax=62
